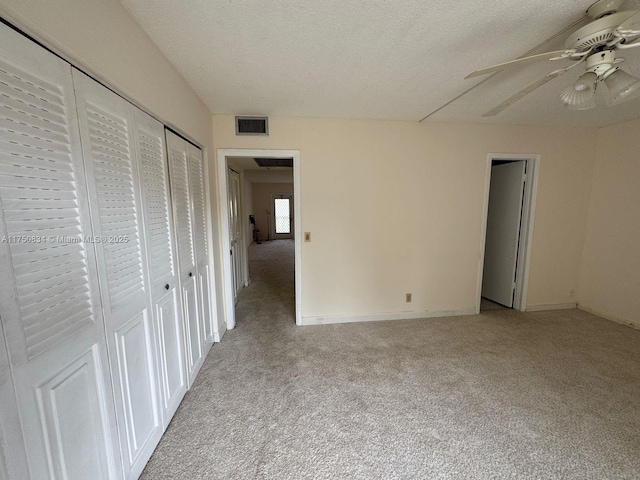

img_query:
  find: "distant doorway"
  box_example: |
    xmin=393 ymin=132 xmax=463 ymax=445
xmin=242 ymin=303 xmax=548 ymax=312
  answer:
xmin=478 ymin=155 xmax=539 ymax=312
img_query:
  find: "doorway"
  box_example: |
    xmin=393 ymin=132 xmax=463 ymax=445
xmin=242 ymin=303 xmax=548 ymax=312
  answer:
xmin=478 ymin=154 xmax=539 ymax=312
xmin=217 ymin=149 xmax=302 ymax=330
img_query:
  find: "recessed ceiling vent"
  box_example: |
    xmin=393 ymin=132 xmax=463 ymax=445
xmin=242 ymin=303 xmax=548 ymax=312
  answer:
xmin=235 ymin=116 xmax=268 ymax=136
xmin=254 ymin=158 xmax=292 ymax=167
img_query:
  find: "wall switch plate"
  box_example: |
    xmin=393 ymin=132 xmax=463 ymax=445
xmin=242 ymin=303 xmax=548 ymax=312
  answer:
xmin=406 ymin=293 xmax=412 ymax=303
xmin=304 ymin=232 xmax=311 ymax=242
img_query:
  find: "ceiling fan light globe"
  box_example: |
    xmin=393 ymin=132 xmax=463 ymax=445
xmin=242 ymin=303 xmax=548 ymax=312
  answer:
xmin=560 ymin=73 xmax=597 ymax=109
xmin=567 ymin=97 xmax=597 ymax=110
xmin=604 ymin=69 xmax=640 ymax=104
xmin=573 ymin=72 xmax=598 ymax=92
xmin=560 ymin=86 xmax=596 ymax=109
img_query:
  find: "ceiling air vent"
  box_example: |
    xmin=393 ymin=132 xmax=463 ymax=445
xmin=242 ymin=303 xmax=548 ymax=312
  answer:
xmin=254 ymin=158 xmax=293 ymax=167
xmin=235 ymin=116 xmax=268 ymax=136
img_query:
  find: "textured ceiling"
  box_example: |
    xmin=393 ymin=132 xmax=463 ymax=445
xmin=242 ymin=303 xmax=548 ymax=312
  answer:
xmin=119 ymin=0 xmax=640 ymax=126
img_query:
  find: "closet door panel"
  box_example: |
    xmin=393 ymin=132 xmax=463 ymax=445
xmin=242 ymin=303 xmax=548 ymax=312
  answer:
xmin=73 ymin=70 xmax=161 ymax=479
xmin=166 ymin=132 xmax=203 ymax=386
xmin=187 ymin=145 xmax=214 ymax=345
xmin=0 ymin=23 xmax=122 ymax=479
xmin=132 ymin=108 xmax=186 ymax=425
xmin=197 ymin=264 xmax=213 ymax=344
xmin=183 ymin=277 xmax=202 ymax=374
xmin=156 ymin=290 xmax=185 ymax=416
xmin=0 ymin=321 xmax=29 ymax=480
xmin=35 ymin=343 xmax=113 ymax=480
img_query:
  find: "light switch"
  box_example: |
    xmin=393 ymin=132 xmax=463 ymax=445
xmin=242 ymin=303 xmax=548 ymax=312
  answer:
xmin=304 ymin=232 xmax=311 ymax=242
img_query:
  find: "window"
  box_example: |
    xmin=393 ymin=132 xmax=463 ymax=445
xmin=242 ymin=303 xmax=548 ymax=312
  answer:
xmin=274 ymin=198 xmax=291 ymax=234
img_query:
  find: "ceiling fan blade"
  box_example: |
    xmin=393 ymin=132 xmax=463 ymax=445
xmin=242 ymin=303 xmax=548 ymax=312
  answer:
xmin=615 ymin=11 xmax=640 ymax=40
xmin=465 ymin=49 xmax=578 ymax=79
xmin=481 ymin=74 xmax=562 ymax=117
xmin=481 ymin=54 xmax=589 ymax=117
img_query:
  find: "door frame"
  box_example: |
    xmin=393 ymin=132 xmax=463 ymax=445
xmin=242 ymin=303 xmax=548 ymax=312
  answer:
xmin=216 ymin=149 xmax=302 ymax=328
xmin=477 ymin=153 xmax=540 ymax=313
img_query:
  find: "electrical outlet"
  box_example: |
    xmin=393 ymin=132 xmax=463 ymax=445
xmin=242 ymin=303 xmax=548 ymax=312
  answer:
xmin=406 ymin=293 xmax=412 ymax=303
xmin=304 ymin=232 xmax=311 ymax=242
xmin=569 ymin=289 xmax=575 ymax=297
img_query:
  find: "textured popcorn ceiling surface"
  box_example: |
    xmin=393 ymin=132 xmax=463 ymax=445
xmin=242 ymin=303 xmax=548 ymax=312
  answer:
xmin=120 ymin=0 xmax=640 ymax=125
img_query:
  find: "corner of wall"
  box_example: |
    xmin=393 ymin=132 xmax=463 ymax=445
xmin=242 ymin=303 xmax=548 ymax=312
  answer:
xmin=576 ymin=117 xmax=640 ymax=325
xmin=575 ymin=125 xmax=603 ymax=303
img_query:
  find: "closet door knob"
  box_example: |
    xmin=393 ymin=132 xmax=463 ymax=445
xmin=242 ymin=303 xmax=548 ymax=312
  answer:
xmin=189 ymin=272 xmax=193 ymax=277
xmin=165 ymin=284 xmax=170 ymax=290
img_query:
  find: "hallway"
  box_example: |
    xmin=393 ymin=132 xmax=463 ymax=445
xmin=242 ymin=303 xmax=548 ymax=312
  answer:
xmin=141 ymin=240 xmax=640 ymax=479
xmin=235 ymin=239 xmax=296 ymax=329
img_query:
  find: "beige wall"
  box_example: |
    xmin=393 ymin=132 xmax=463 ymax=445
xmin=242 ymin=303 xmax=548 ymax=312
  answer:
xmin=213 ymin=115 xmax=597 ymax=320
xmin=0 ymin=0 xmax=210 ymax=145
xmin=579 ymin=117 xmax=640 ymax=327
xmin=3 ymin=0 xmax=625 ymax=328
xmin=251 ymin=183 xmax=295 ymax=238
xmin=0 ymin=0 xmax=225 ymax=332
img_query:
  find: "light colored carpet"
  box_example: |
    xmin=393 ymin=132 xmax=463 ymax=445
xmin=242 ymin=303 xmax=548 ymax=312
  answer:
xmin=141 ymin=239 xmax=640 ymax=479
xmin=480 ymin=297 xmax=508 ymax=311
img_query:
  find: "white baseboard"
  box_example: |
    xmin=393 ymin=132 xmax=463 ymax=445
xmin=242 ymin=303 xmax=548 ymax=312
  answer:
xmin=525 ymin=302 xmax=577 ymax=312
xmin=214 ymin=321 xmax=227 ymax=342
xmin=577 ymin=304 xmax=640 ymax=330
xmin=301 ymin=308 xmax=476 ymax=326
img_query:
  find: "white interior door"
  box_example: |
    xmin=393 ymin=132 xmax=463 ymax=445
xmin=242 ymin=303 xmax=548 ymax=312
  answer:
xmin=74 ymin=70 xmax=163 ymax=479
xmin=228 ymin=169 xmax=243 ymax=298
xmin=166 ymin=131 xmax=204 ymax=387
xmin=482 ymin=161 xmax=526 ymax=307
xmin=133 ymin=108 xmax=187 ymax=428
xmin=0 ymin=24 xmax=123 ymax=479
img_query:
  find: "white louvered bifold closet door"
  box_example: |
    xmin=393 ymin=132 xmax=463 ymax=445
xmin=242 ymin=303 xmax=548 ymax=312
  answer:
xmin=132 ymin=108 xmax=187 ymax=427
xmin=166 ymin=131 xmax=204 ymax=387
xmin=0 ymin=321 xmax=27 ymax=479
xmin=0 ymin=24 xmax=123 ymax=479
xmin=187 ymin=144 xmax=214 ymax=346
xmin=73 ymin=70 xmax=162 ymax=480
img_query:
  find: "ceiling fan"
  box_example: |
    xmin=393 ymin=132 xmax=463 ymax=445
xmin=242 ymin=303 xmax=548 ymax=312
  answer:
xmin=466 ymin=0 xmax=640 ymax=116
